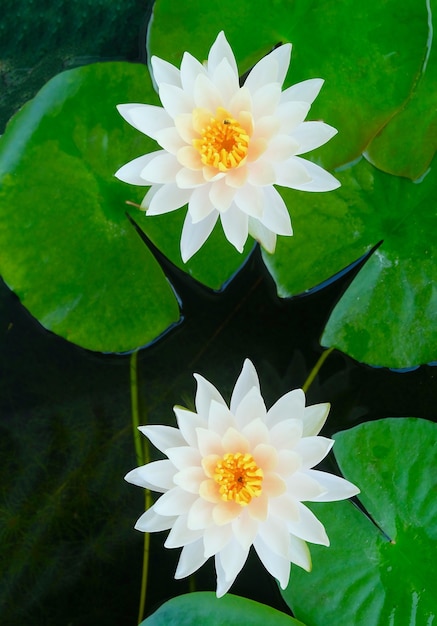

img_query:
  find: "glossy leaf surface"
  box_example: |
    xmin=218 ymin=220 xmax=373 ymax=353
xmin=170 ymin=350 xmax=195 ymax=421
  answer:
xmin=282 ymin=418 xmax=437 ymax=625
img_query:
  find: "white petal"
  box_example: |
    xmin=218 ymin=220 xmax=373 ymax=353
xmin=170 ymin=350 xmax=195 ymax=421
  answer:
xmin=117 ymin=103 xmax=172 ymax=138
xmin=175 ymin=538 xmax=208 ymax=578
xmin=234 ymin=184 xmax=264 ymax=217
xmin=286 ymin=471 xmax=325 ymax=500
xmin=215 ymin=556 xmax=234 ymax=598
xmin=174 ymin=113 xmax=197 ymax=143
xmin=159 ymin=83 xmax=194 ymax=117
xmin=262 ymin=134 xmax=299 ymax=162
xmin=269 ymin=493 xmax=300 ymax=522
xmin=187 ymin=184 xmax=216 ymax=221
xmin=273 ymin=157 xmax=312 ymax=188
xmin=247 ymin=159 xmax=276 ymax=186
xmin=196 ymin=427 xmax=223 ymax=457
xmin=209 ymin=178 xmax=237 ymax=212
xmin=153 ymin=487 xmax=197 ymax=517
xmin=281 ymin=77 xmax=324 ymax=105
xmin=253 ymin=535 xmax=291 ymax=589
xmin=266 ymin=388 xmax=306 ymax=428
xmin=293 ymin=121 xmax=338 ymax=154
xmin=252 ymin=83 xmax=282 ymax=119
xmin=234 ymin=387 xmax=267 ymax=429
xmin=276 ymin=450 xmax=301 ymax=477
xmin=232 ymin=511 xmax=259 ymax=549
xmin=302 ymin=402 xmax=330 ymax=437
xmin=252 ymin=443 xmax=279 ymax=472
xmin=125 ymin=459 xmax=176 ymax=492
xmin=288 ymin=503 xmax=329 ymax=545
xmin=194 ymin=372 xmax=227 ymax=417
xmin=139 ymin=424 xmax=185 ymax=453
xmin=260 ymin=186 xmax=293 ymax=235
xmin=241 ymin=418 xmax=269 ymax=449
xmin=166 ymin=445 xmax=201 ymax=471
xmin=230 ymin=359 xmax=260 ymax=413
xmin=180 ymin=51 xmax=207 ymax=92
xmin=204 ymin=523 xmax=233 ymax=558
xmin=194 ymin=73 xmax=222 ymax=111
xmin=248 ymin=218 xmax=277 ymax=253
xmin=228 ymin=85 xmax=253 ymax=118
xmin=221 ymin=427 xmax=250 ymax=455
xmin=225 ymin=164 xmax=249 ymax=188
xmin=208 ymin=400 xmax=236 ymax=436
xmin=173 ymin=466 xmax=206 ymax=493
xmin=258 ymin=515 xmax=291 ymax=556
xmin=165 ymin=513 xmax=203 ymax=548
xmin=294 ymin=436 xmax=334 ymax=468
xmin=151 ymin=55 xmax=181 ymax=89
xmin=271 ymin=43 xmax=292 ymax=86
xmin=180 ymin=209 xmax=219 ymax=262
xmin=187 ymin=497 xmax=214 ymax=530
xmin=173 ymin=406 xmax=206 ymax=448
xmin=216 ymin=538 xmax=249 ymax=589
xmin=147 ymin=183 xmax=192 ymax=215
xmin=155 ymin=126 xmax=187 ymax=154
xmin=211 ymin=58 xmax=240 ymax=103
xmin=245 ymin=43 xmax=291 ymax=92
xmin=286 ymin=157 xmax=340 ymax=192
xmin=269 ymin=418 xmax=303 ymax=451
xmin=115 ymin=153 xmax=159 ymax=186
xmin=220 ymin=203 xmax=249 ymax=252
xmin=289 ymin=534 xmax=312 ymax=571
xmin=305 ymin=469 xmax=360 ymax=501
xmin=141 ymin=152 xmax=181 ymax=184
xmin=207 ymin=31 xmax=239 ymax=80
xmin=134 ymin=507 xmax=176 ymax=532
xmin=275 ymin=101 xmax=311 ymax=133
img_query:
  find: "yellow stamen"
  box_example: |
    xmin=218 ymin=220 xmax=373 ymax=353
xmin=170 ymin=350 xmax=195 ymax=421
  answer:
xmin=213 ymin=452 xmax=263 ymax=506
xmin=192 ymin=107 xmax=249 ymax=171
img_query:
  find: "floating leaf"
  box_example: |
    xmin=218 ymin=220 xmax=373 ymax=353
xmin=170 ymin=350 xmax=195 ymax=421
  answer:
xmin=149 ymin=0 xmax=433 ymax=176
xmin=267 ymin=157 xmax=437 ymax=367
xmin=141 ymin=592 xmax=306 ymax=626
xmin=282 ymin=418 xmax=437 ymax=625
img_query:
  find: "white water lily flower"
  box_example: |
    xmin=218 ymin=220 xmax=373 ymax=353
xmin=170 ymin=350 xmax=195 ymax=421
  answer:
xmin=115 ymin=32 xmax=340 ymax=262
xmin=125 ymin=359 xmax=359 ymax=597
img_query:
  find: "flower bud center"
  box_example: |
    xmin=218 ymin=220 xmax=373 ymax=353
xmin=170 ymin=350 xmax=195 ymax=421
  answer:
xmin=193 ymin=107 xmax=249 ymax=171
xmin=213 ymin=452 xmax=263 ymax=506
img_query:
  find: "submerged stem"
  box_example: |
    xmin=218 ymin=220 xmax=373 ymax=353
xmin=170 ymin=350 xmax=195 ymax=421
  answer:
xmin=302 ymin=347 xmax=334 ymax=393
xmin=130 ymin=351 xmax=150 ymax=625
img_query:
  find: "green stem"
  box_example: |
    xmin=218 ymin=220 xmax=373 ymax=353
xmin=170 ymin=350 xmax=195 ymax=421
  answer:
xmin=130 ymin=350 xmax=144 ymax=466
xmin=129 ymin=351 xmax=150 ymax=625
xmin=302 ymin=347 xmax=334 ymax=393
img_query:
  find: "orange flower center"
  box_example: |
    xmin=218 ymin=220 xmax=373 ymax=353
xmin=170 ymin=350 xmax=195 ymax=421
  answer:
xmin=213 ymin=452 xmax=263 ymax=506
xmin=192 ymin=107 xmax=249 ymax=171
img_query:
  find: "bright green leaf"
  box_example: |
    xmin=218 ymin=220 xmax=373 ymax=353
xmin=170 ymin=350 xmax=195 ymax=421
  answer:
xmin=149 ymin=0 xmax=432 ymax=175
xmin=0 ymin=61 xmax=181 ymax=352
xmin=282 ymin=418 xmax=437 ymax=625
xmin=265 ymin=157 xmax=437 ymax=367
xmin=364 ymin=1 xmax=437 ymax=180
xmin=141 ymin=592 xmax=306 ymax=626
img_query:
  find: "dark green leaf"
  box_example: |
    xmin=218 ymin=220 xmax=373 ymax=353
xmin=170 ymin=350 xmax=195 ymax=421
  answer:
xmin=141 ymin=592 xmax=306 ymax=626
xmin=282 ymin=418 xmax=437 ymax=625
xmin=0 ymin=61 xmax=181 ymax=352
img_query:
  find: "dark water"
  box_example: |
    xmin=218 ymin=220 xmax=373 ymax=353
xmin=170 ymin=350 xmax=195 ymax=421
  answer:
xmin=1 ymin=1 xmax=436 ymax=623
xmin=0 ymin=243 xmax=435 ymax=625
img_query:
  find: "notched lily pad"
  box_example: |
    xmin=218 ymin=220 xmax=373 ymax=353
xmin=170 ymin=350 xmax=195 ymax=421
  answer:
xmin=282 ymin=418 xmax=437 ymax=625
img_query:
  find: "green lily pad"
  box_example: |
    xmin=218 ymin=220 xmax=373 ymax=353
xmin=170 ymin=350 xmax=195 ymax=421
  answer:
xmin=0 ymin=61 xmax=180 ymax=352
xmin=149 ymin=0 xmax=433 ymax=176
xmin=0 ymin=60 xmax=250 ymax=352
xmin=282 ymin=418 xmax=437 ymax=625
xmin=267 ymin=157 xmax=437 ymax=368
xmin=364 ymin=2 xmax=437 ymax=181
xmin=141 ymin=592 xmax=306 ymax=626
